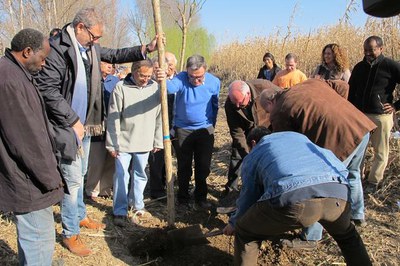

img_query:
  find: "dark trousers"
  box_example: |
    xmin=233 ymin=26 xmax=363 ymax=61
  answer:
xmin=174 ymin=127 xmax=214 ymax=203
xmin=148 ymin=94 xmax=175 ymax=198
xmin=148 ymin=150 xmax=166 ymax=197
xmin=234 ymin=198 xmax=371 ymax=266
xmin=226 ymin=147 xmax=243 ymax=191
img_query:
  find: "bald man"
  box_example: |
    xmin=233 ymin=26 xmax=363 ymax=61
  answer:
xmin=223 ymin=79 xmax=280 ymax=197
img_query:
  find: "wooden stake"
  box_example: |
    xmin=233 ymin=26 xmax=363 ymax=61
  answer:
xmin=151 ymin=0 xmax=175 ymax=225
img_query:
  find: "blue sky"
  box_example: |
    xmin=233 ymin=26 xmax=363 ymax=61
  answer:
xmin=199 ymin=0 xmax=371 ymax=45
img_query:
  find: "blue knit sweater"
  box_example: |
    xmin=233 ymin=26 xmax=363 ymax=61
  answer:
xmin=166 ymin=71 xmax=220 ymax=130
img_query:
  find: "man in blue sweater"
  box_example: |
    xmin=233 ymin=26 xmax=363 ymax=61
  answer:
xmin=164 ymin=54 xmax=220 ymax=209
xmin=223 ymin=127 xmax=371 ymax=266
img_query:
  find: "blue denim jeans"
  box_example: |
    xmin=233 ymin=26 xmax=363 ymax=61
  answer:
xmin=60 ymin=135 xmax=91 ymax=237
xmin=302 ymin=133 xmax=370 ymax=241
xmin=15 ymin=206 xmax=55 ymax=266
xmin=113 ymin=152 xmax=149 ymax=216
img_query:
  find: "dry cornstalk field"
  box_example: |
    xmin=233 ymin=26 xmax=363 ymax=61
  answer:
xmin=1 ymin=90 xmax=400 ymax=266
xmin=209 ymin=17 xmax=400 ymax=87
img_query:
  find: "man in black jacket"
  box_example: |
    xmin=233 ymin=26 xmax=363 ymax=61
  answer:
xmin=223 ymin=79 xmax=278 ymax=198
xmin=348 ymin=35 xmax=400 ymax=186
xmin=35 ymin=7 xmax=160 ymax=256
xmin=0 ymin=29 xmax=64 ymax=266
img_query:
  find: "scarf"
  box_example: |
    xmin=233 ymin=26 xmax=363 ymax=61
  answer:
xmin=66 ymin=25 xmax=103 ymax=136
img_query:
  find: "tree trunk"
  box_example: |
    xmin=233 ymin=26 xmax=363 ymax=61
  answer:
xmin=151 ymin=0 xmax=175 ymax=226
xmin=179 ymin=25 xmax=188 ymax=71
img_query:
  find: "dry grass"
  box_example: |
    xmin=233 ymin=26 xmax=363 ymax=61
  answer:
xmin=209 ymin=17 xmax=400 ymax=87
xmin=1 ymin=97 xmax=400 ymax=265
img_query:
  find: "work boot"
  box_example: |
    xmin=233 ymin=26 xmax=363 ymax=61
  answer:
xmin=62 ymin=235 xmax=92 ymax=256
xmin=79 ymin=217 xmax=106 ymax=230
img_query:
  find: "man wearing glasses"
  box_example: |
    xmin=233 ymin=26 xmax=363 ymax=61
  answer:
xmin=36 ymin=7 xmax=160 ymax=256
xmin=158 ymin=54 xmax=220 ymax=210
xmin=222 ymin=79 xmax=280 ymax=203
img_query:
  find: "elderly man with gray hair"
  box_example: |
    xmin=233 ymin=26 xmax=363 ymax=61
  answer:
xmin=36 ymin=7 xmax=161 ymax=256
xmin=159 ymin=54 xmax=220 ymax=210
xmin=222 ymin=79 xmax=279 ymax=200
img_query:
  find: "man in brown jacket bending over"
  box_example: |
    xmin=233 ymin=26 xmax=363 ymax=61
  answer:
xmin=260 ymin=78 xmax=376 ymax=248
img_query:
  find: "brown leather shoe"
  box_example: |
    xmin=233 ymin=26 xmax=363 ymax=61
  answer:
xmin=79 ymin=217 xmax=106 ymax=230
xmin=62 ymin=235 xmax=92 ymax=256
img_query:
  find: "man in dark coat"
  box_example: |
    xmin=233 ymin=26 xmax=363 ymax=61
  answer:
xmin=35 ymin=7 xmax=160 ymax=256
xmin=223 ymin=79 xmax=279 ymax=197
xmin=0 ymin=28 xmax=64 ymax=266
xmin=349 ymin=35 xmax=400 ymax=186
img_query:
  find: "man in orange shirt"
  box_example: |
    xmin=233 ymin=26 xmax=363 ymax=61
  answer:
xmin=272 ymin=53 xmax=307 ymax=88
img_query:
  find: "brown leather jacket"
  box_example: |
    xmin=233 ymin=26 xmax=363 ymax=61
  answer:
xmin=270 ymin=79 xmax=377 ymax=160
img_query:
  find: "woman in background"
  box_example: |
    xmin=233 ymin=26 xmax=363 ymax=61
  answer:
xmin=311 ymin=43 xmax=351 ymax=82
xmin=257 ymin=52 xmax=281 ymax=81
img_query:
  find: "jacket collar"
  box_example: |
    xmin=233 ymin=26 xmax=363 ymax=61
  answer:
xmin=122 ymin=73 xmax=155 ymax=87
xmin=4 ymin=48 xmax=35 ymax=82
xmin=363 ymin=53 xmax=385 ymax=66
xmin=58 ymin=23 xmax=74 ymax=48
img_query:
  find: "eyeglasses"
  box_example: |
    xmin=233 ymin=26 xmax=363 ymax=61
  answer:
xmin=84 ymin=25 xmax=102 ymax=41
xmin=237 ymin=93 xmax=249 ymax=108
xmin=137 ymin=72 xmax=152 ymax=79
xmin=188 ymin=74 xmax=205 ymax=82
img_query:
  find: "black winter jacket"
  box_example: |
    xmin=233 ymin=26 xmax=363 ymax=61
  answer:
xmin=0 ymin=50 xmax=64 ymax=212
xmin=257 ymin=65 xmax=281 ymax=81
xmin=224 ymin=79 xmax=276 ymax=158
xmin=36 ymin=24 xmax=145 ymax=160
xmin=348 ymin=54 xmax=400 ymax=114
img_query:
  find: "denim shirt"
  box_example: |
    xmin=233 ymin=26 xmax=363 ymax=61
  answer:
xmin=229 ymin=131 xmax=349 ymax=226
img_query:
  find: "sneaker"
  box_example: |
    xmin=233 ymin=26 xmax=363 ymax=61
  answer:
xmin=351 ymin=219 xmax=367 ymax=227
xmin=280 ymin=238 xmax=318 ymax=250
xmin=216 ymin=206 xmax=237 ymax=214
xmin=218 ymin=188 xmax=240 ymax=208
xmin=132 ymin=209 xmax=152 ymax=219
xmin=113 ymin=215 xmax=128 ymax=227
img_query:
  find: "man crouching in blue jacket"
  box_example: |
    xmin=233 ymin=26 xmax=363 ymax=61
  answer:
xmin=223 ymin=127 xmax=371 ymax=266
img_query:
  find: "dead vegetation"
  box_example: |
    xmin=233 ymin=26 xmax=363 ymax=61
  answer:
xmin=1 ymin=96 xmax=400 ymax=265
xmin=209 ymin=17 xmax=400 ymax=88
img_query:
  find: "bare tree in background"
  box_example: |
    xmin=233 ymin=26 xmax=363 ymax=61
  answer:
xmin=0 ymin=0 xmax=131 ymax=55
xmin=127 ymin=0 xmax=153 ymax=45
xmin=166 ymin=0 xmax=206 ymax=71
xmin=100 ymin=0 xmax=131 ymax=48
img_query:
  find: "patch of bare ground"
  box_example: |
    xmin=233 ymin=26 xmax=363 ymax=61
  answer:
xmin=1 ymin=95 xmax=399 ymax=265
